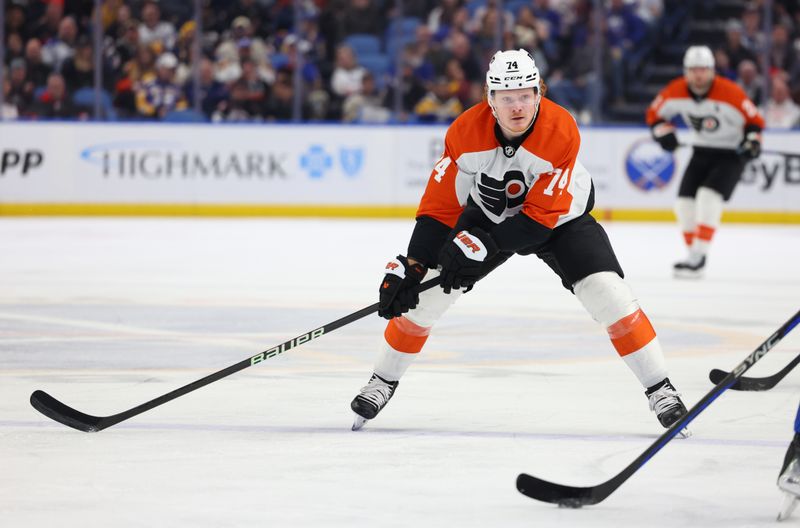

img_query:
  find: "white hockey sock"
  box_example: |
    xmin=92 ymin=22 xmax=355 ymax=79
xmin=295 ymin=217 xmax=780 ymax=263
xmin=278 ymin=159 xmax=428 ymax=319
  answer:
xmin=674 ymin=197 xmax=696 ymax=247
xmin=692 ymin=187 xmax=724 ymax=257
xmin=574 ymin=272 xmax=668 ymax=388
xmin=373 ymin=341 xmax=418 ymax=381
xmin=621 ymin=339 xmax=668 ymax=389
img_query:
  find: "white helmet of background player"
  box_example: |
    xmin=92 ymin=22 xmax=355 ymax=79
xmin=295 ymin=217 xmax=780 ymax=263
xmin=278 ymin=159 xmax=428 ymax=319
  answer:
xmin=485 ymin=49 xmax=542 ymax=133
xmin=683 ymin=45 xmax=715 ymax=94
xmin=683 ymin=45 xmax=714 ymax=70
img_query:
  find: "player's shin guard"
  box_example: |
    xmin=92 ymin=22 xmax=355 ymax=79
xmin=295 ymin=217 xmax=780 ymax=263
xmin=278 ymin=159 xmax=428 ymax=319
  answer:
xmin=352 ymin=275 xmax=462 ymax=428
xmin=692 ymin=186 xmax=723 ymax=257
xmin=574 ymin=272 xmax=668 ymax=387
xmin=674 ymin=197 xmax=696 ymax=248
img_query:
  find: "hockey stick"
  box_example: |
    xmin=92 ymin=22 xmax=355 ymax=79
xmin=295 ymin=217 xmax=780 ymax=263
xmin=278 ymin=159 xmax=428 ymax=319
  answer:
xmin=708 ymin=352 xmax=800 ymax=391
xmin=30 ymin=277 xmax=441 ymax=432
xmin=516 ymin=309 xmax=800 ymax=508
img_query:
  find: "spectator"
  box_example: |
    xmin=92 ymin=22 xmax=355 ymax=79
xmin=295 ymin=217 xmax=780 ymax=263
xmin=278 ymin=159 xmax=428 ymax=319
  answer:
xmin=228 ymin=58 xmax=269 ymax=120
xmin=111 ymin=19 xmax=141 ymax=73
xmin=7 ymin=58 xmax=34 ymax=113
xmin=342 ymin=71 xmax=391 ymax=123
xmin=5 ymin=32 xmax=25 ymax=66
xmin=5 ymin=4 xmax=29 ymax=41
xmin=446 ymin=30 xmax=482 ymax=82
xmin=30 ymin=72 xmax=85 ymax=119
xmin=737 ymin=59 xmax=764 ymax=107
xmin=330 ymin=45 xmax=367 ymax=98
xmin=768 ymin=24 xmax=796 ymax=74
xmin=338 ymin=0 xmax=384 ymax=38
xmin=761 ymin=76 xmax=800 ymax=129
xmin=547 ymin=33 xmax=599 ymax=124
xmin=265 ymin=70 xmax=307 ymax=121
xmin=470 ymin=1 xmax=514 ymax=52
xmin=135 ymin=52 xmax=187 ymax=119
xmin=444 ymin=57 xmax=471 ymax=107
xmin=606 ymin=0 xmax=648 ymax=103
xmin=24 ymin=39 xmax=52 ymax=88
xmin=722 ymin=19 xmax=755 ymax=71
xmin=29 ymin=0 xmax=63 ymax=43
xmin=413 ymin=75 xmax=462 ymax=123
xmin=61 ymin=36 xmax=101 ymax=93
xmin=714 ymin=48 xmax=736 ymax=80
xmin=2 ymin=78 xmax=19 ymax=120
xmin=138 ymin=1 xmax=176 ymax=51
xmin=41 ymin=16 xmax=78 ymax=72
xmin=427 ymin=0 xmax=463 ymax=39
xmin=185 ymin=58 xmax=229 ymax=121
xmin=383 ymin=57 xmax=428 ymax=117
xmin=215 ymin=16 xmax=270 ymax=75
xmin=740 ymin=3 xmax=765 ymax=54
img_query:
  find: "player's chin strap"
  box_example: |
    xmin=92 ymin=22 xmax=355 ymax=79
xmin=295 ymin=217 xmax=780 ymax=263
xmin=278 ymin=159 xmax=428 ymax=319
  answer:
xmin=488 ymin=90 xmax=540 ymax=139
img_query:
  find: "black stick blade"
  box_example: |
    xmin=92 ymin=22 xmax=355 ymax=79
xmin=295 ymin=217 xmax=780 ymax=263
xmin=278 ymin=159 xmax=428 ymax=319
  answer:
xmin=30 ymin=390 xmax=105 ymax=432
xmin=516 ymin=473 xmax=605 ymax=507
xmin=708 ymin=369 xmax=745 ymax=390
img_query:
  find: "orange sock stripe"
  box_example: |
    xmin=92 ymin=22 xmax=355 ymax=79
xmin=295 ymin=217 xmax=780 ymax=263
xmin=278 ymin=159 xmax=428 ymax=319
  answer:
xmin=384 ymin=317 xmax=431 ymax=354
xmin=682 ymin=232 xmax=695 ymax=246
xmin=607 ymin=309 xmax=656 ymax=357
xmin=696 ymin=224 xmax=715 ymax=241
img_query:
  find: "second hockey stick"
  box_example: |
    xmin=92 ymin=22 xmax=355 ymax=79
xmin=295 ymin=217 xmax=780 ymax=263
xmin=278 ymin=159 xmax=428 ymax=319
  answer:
xmin=516 ymin=308 xmax=800 ymax=508
xmin=30 ymin=277 xmax=440 ymax=433
xmin=708 ymin=352 xmax=800 ymax=391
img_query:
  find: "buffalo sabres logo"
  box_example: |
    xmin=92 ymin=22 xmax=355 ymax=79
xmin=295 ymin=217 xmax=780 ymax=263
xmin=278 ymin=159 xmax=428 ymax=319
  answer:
xmin=477 ymin=170 xmax=528 ymax=216
xmin=503 ymin=145 xmax=516 ymax=158
xmin=688 ymin=114 xmax=720 ymax=132
xmin=339 ymin=148 xmax=364 ymax=177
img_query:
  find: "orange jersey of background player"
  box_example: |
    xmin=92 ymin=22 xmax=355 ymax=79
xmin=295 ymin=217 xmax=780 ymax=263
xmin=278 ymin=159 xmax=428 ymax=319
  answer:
xmin=646 ymin=76 xmax=764 ymax=150
xmin=416 ymin=97 xmax=593 ymax=230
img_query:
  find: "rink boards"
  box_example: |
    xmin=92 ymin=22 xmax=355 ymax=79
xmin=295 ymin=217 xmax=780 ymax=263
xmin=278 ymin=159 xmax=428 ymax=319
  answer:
xmin=0 ymin=122 xmax=798 ymax=222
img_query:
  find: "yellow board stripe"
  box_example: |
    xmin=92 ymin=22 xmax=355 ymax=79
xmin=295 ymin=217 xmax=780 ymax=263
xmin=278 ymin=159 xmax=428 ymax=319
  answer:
xmin=0 ymin=203 xmax=799 ymax=223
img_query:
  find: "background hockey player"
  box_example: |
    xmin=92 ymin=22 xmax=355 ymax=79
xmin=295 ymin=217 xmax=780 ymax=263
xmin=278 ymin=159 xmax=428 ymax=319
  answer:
xmin=646 ymin=45 xmax=765 ymax=278
xmin=777 ymin=402 xmax=800 ymax=521
xmin=350 ymin=49 xmax=689 ymax=434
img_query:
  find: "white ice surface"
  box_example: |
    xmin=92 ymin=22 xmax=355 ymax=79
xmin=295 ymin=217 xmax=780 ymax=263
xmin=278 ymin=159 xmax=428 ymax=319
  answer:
xmin=1 ymin=218 xmax=799 ymax=527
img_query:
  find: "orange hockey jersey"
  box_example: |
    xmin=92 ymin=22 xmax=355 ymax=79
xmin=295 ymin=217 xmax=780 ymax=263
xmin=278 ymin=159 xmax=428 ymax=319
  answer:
xmin=646 ymin=76 xmax=764 ymax=149
xmin=416 ymin=98 xmax=593 ymax=231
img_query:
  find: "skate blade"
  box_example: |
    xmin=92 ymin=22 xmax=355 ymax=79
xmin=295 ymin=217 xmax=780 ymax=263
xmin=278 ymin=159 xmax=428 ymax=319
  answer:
xmin=777 ymin=492 xmax=799 ymax=521
xmin=673 ymin=268 xmax=704 ymax=280
xmin=352 ymin=414 xmax=369 ymax=431
xmin=677 ymin=427 xmax=692 ymax=439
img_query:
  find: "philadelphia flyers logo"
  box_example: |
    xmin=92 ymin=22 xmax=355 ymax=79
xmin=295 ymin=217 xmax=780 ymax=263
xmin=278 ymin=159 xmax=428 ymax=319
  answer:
xmin=688 ymin=114 xmax=720 ymax=132
xmin=477 ymin=170 xmax=528 ymax=216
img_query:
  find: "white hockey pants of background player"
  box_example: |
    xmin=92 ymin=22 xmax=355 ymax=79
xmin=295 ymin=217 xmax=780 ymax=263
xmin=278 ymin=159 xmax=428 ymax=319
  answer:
xmin=674 ymin=186 xmax=724 ymax=259
xmin=372 ymin=270 xmax=667 ymax=390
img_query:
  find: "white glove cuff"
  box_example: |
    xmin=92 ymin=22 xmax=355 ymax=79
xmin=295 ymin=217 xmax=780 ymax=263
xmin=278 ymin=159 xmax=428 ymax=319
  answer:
xmin=454 ymin=231 xmax=489 ymax=261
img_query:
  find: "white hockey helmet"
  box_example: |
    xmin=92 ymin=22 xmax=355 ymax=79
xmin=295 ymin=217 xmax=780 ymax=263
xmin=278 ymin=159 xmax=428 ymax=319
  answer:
xmin=683 ymin=45 xmax=714 ymax=70
xmin=486 ymin=49 xmax=541 ymax=92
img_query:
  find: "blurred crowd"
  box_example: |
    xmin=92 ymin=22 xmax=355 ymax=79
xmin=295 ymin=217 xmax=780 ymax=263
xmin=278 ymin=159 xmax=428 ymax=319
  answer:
xmin=1 ymin=0 xmax=799 ymax=127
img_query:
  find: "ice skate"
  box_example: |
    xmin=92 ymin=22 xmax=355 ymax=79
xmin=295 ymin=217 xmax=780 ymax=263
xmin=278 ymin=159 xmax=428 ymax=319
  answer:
xmin=350 ymin=373 xmax=399 ymax=431
xmin=673 ymin=254 xmax=706 ymax=279
xmin=646 ymin=378 xmax=690 ymax=437
xmin=778 ymin=459 xmax=800 ymax=521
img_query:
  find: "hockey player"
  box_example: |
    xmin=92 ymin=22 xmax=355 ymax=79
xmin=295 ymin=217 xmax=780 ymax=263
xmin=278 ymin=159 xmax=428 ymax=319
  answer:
xmin=646 ymin=45 xmax=764 ymax=278
xmin=777 ymin=403 xmax=800 ymax=521
xmin=350 ymin=49 xmax=689 ymax=433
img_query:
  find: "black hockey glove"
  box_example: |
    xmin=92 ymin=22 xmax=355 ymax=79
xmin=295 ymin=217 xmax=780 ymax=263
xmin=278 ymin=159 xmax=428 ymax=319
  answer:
xmin=651 ymin=122 xmax=678 ymax=152
xmin=378 ymin=255 xmax=427 ymax=319
xmin=738 ymin=131 xmax=761 ymax=160
xmin=437 ymin=228 xmax=498 ymax=294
